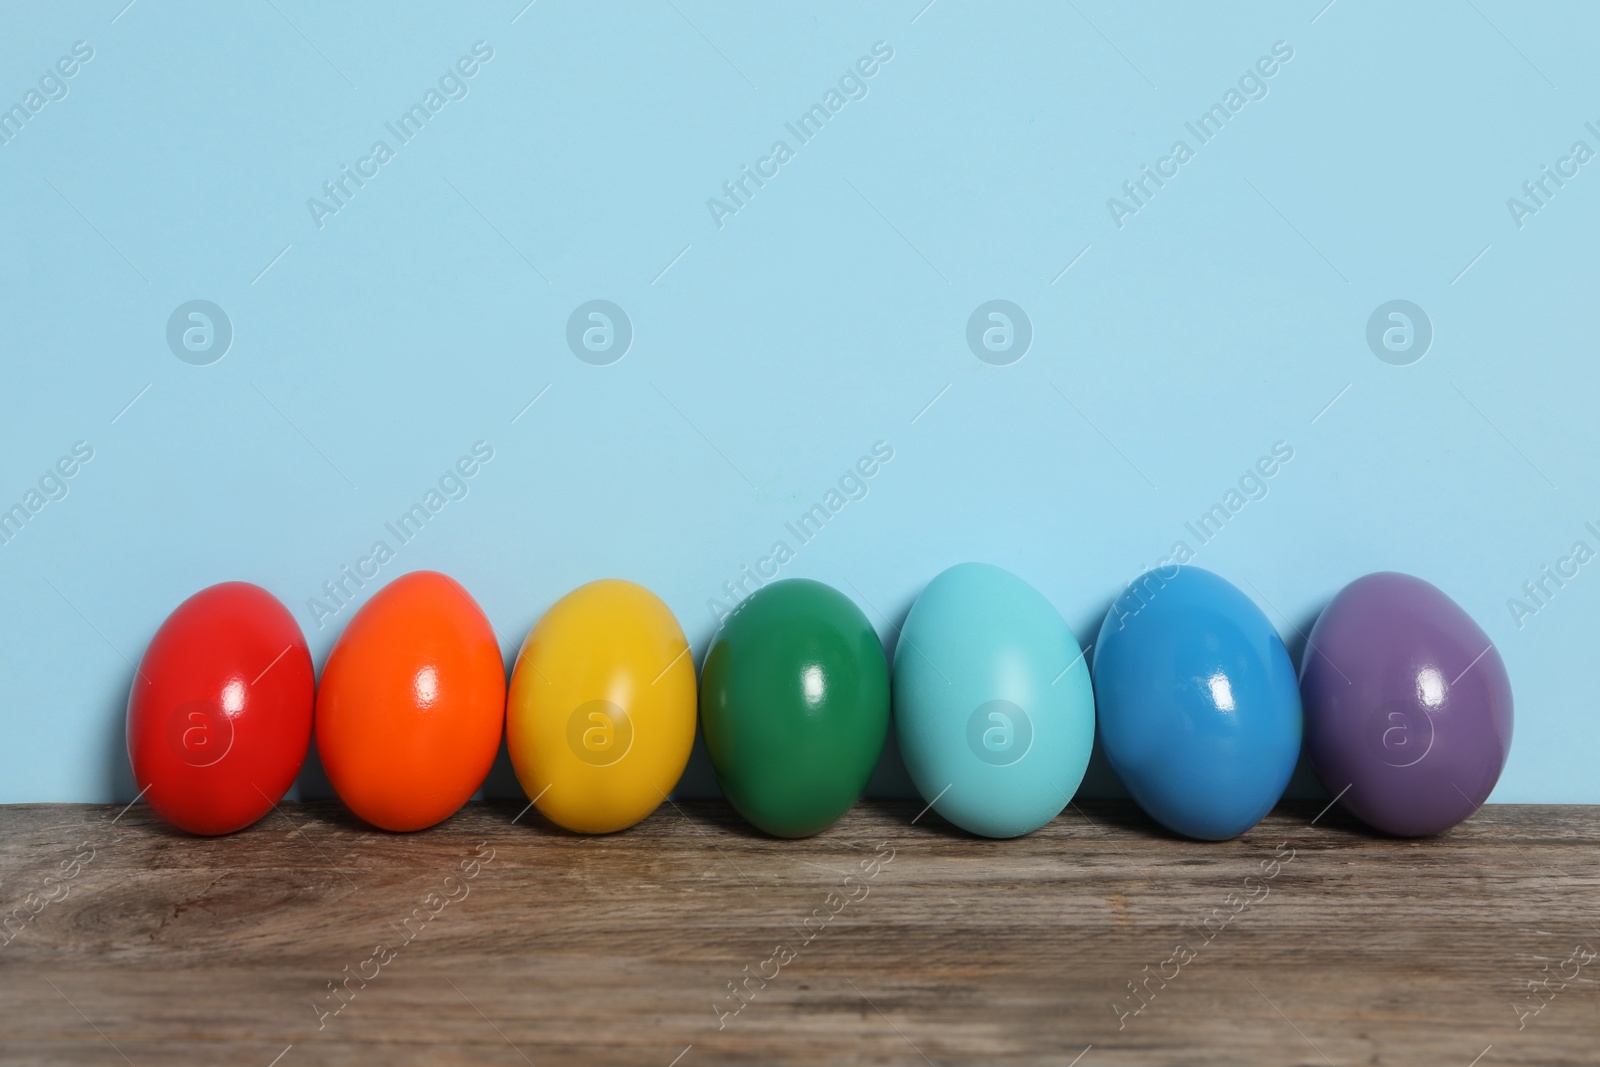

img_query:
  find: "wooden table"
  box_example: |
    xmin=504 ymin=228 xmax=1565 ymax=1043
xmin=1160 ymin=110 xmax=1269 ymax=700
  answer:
xmin=1 ymin=800 xmax=1595 ymax=1065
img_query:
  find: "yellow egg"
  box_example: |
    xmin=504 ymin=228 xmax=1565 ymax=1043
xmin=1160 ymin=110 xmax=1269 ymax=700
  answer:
xmin=506 ymin=579 xmax=696 ymax=833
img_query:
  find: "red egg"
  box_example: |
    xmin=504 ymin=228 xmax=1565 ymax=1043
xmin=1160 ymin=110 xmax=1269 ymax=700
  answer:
xmin=127 ymin=582 xmax=315 ymax=835
xmin=315 ymin=570 xmax=505 ymax=831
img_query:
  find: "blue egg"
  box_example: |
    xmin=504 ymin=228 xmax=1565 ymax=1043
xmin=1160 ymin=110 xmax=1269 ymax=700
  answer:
xmin=894 ymin=563 xmax=1095 ymax=838
xmin=1093 ymin=566 xmax=1301 ymax=840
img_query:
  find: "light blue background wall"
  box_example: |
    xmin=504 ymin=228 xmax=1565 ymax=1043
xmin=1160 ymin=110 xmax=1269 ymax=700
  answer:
xmin=1 ymin=1 xmax=1594 ymax=804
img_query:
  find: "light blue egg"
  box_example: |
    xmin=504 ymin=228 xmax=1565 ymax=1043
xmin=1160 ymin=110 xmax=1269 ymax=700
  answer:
xmin=1093 ymin=565 xmax=1301 ymax=840
xmin=894 ymin=563 xmax=1095 ymax=838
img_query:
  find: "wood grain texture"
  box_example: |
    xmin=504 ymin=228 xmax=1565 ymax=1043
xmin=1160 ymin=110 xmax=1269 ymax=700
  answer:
xmin=1 ymin=800 xmax=1597 ymax=1066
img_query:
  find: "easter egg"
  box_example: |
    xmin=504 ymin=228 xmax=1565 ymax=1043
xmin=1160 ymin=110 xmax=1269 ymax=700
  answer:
xmin=894 ymin=563 xmax=1094 ymax=838
xmin=126 ymin=582 xmax=314 ymax=835
xmin=700 ymin=579 xmax=889 ymax=837
xmin=316 ymin=571 xmax=504 ymax=831
xmin=1093 ymin=566 xmax=1301 ymax=840
xmin=1300 ymin=572 xmax=1513 ymax=836
xmin=506 ymin=579 xmax=696 ymax=833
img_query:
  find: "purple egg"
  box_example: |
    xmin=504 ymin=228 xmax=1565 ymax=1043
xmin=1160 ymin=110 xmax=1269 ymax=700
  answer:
xmin=1300 ymin=572 xmax=1513 ymax=836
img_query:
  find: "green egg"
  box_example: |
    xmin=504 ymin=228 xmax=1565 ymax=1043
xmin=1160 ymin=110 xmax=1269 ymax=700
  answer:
xmin=699 ymin=579 xmax=890 ymax=837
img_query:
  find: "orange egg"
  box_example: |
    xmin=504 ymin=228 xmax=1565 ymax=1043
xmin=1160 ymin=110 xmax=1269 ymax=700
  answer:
xmin=315 ymin=571 xmax=505 ymax=831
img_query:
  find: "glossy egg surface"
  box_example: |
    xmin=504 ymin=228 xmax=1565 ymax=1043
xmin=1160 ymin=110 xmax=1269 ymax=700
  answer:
xmin=506 ymin=579 xmax=696 ymax=833
xmin=1093 ymin=566 xmax=1301 ymax=840
xmin=700 ymin=579 xmax=889 ymax=838
xmin=127 ymin=581 xmax=314 ymax=835
xmin=316 ymin=570 xmax=504 ymax=831
xmin=1301 ymin=571 xmax=1513 ymax=836
xmin=895 ymin=563 xmax=1094 ymax=838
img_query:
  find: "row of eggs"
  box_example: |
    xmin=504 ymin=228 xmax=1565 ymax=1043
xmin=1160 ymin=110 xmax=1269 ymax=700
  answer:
xmin=128 ymin=565 xmax=1513 ymax=840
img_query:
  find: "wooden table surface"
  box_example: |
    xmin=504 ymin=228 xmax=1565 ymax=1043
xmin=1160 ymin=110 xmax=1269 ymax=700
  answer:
xmin=1 ymin=799 xmax=1596 ymax=1066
